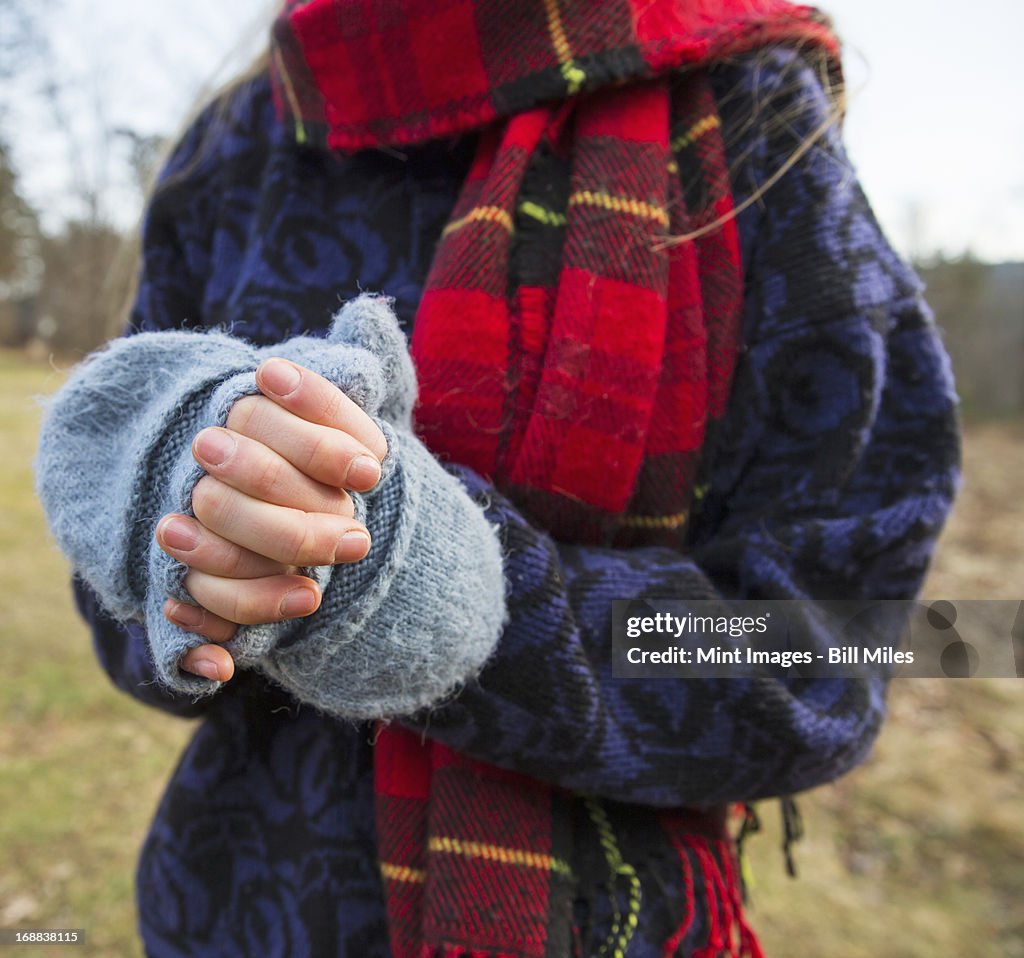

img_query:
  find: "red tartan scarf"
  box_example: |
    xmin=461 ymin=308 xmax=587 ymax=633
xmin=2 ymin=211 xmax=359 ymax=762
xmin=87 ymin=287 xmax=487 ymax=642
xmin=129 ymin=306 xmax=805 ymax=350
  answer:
xmin=271 ymin=2 xmax=838 ymax=955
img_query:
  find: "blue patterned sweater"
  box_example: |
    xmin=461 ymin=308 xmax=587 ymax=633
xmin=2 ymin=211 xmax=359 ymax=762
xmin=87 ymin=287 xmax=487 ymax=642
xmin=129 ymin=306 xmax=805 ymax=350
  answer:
xmin=65 ymin=49 xmax=958 ymax=957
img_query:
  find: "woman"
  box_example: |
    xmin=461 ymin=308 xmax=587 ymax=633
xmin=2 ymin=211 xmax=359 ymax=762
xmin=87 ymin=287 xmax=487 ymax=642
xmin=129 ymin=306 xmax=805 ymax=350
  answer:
xmin=36 ymin=0 xmax=959 ymax=954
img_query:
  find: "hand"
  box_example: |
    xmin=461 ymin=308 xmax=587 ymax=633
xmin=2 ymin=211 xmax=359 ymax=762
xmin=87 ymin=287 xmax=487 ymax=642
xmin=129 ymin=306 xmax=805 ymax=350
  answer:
xmin=154 ymin=358 xmax=388 ymax=682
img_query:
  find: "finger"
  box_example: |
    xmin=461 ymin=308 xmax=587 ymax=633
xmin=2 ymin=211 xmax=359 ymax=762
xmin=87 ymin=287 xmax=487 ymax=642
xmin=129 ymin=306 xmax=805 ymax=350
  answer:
xmin=255 ymin=359 xmax=388 ymax=460
xmin=165 ymin=597 xmax=239 ymax=646
xmin=228 ymin=393 xmax=383 ymax=492
xmin=156 ymin=514 xmax=292 ymax=579
xmin=192 ymin=426 xmax=356 ymax=515
xmin=191 ymin=476 xmax=372 ymax=566
xmin=179 ymin=644 xmax=236 ymax=683
xmin=184 ymin=569 xmax=323 ymax=626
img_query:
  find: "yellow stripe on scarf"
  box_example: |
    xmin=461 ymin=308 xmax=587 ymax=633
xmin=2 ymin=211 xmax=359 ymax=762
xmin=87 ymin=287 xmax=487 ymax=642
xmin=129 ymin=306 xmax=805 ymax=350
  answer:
xmin=670 ymin=114 xmax=721 ymax=153
xmin=429 ymin=836 xmax=573 ymax=877
xmin=379 ymin=862 xmax=426 ymax=884
xmin=569 ymin=190 xmax=670 ymax=226
xmin=619 ymin=510 xmax=689 ymax=530
xmin=440 ymin=205 xmax=515 ymax=238
xmin=542 ymin=0 xmax=587 ymax=94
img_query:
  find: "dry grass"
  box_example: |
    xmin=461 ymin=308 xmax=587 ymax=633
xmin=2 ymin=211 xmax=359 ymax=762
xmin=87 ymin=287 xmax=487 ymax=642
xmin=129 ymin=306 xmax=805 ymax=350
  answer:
xmin=0 ymin=352 xmax=192 ymax=957
xmin=1 ymin=350 xmax=1021 ymax=956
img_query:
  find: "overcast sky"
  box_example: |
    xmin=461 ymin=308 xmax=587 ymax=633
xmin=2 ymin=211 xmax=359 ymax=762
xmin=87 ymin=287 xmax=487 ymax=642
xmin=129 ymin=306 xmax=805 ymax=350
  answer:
xmin=8 ymin=0 xmax=1024 ymax=262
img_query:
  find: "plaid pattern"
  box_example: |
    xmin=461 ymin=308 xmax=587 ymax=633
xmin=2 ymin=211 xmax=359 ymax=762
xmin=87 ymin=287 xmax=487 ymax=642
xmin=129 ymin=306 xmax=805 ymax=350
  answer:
xmin=376 ymin=729 xmax=577 ymax=957
xmin=412 ymin=73 xmax=743 ymax=547
xmin=271 ymin=0 xmax=838 ymax=150
xmin=271 ymin=2 xmax=837 ymax=954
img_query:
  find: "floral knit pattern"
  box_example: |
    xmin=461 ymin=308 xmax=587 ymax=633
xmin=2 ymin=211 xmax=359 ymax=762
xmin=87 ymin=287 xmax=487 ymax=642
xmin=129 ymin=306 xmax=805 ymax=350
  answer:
xmin=71 ymin=49 xmax=958 ymax=957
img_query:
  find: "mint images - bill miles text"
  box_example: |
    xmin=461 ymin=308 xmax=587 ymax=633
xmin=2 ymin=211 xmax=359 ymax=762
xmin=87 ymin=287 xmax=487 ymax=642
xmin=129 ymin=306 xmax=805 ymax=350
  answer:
xmin=624 ymin=646 xmax=915 ymax=667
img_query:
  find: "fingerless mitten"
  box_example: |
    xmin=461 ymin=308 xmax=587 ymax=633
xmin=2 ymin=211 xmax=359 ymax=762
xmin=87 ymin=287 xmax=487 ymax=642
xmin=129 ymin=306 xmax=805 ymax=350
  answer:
xmin=36 ymin=295 xmax=505 ymax=717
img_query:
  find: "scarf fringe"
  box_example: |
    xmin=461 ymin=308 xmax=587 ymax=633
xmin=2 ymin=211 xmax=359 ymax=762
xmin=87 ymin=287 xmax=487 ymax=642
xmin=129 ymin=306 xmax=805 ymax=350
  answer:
xmin=663 ymin=820 xmax=764 ymax=958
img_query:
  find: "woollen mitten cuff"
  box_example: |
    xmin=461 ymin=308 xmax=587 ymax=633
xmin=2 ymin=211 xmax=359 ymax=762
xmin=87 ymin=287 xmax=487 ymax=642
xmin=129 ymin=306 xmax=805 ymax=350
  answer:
xmin=36 ymin=328 xmax=273 ymax=695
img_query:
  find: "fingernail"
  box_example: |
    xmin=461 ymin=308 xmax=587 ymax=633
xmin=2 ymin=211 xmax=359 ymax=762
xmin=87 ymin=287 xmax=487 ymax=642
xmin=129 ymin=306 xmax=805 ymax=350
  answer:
xmin=279 ymin=587 xmax=319 ymax=618
xmin=159 ymin=515 xmax=198 ymax=552
xmin=346 ymin=455 xmax=381 ymax=489
xmin=336 ymin=529 xmax=371 ymax=562
xmin=191 ymin=658 xmax=221 ymax=681
xmin=194 ymin=427 xmax=236 ymax=466
xmin=167 ymin=600 xmax=204 ymax=628
xmin=260 ymin=359 xmax=302 ymax=397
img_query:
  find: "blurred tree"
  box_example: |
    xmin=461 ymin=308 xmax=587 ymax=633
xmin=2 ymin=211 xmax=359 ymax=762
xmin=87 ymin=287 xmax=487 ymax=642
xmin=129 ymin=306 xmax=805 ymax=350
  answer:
xmin=920 ymin=253 xmax=1024 ymax=418
xmin=0 ymin=139 xmax=43 ymax=346
xmin=35 ymin=220 xmax=127 ymax=354
xmin=2 ymin=5 xmax=143 ymax=355
xmin=0 ymin=0 xmax=44 ymax=137
xmin=1 ymin=0 xmax=131 ymax=354
xmin=0 ymin=0 xmax=42 ymax=79
xmin=113 ymin=127 xmax=167 ymax=199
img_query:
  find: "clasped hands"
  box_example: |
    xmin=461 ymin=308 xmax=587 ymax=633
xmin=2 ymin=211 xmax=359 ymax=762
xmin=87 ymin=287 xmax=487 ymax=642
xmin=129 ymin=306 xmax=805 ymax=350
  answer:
xmin=154 ymin=358 xmax=387 ymax=683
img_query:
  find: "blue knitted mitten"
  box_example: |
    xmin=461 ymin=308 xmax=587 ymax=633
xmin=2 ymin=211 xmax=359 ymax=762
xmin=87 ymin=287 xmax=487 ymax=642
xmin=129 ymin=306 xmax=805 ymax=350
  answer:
xmin=36 ymin=295 xmax=505 ymax=718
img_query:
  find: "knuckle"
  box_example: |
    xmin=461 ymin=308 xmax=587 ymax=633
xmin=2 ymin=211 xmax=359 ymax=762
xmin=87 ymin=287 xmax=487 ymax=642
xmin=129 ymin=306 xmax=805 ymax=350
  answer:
xmin=295 ymin=523 xmax=325 ymax=566
xmin=336 ymin=490 xmax=355 ymax=518
xmin=190 ymin=476 xmax=223 ymax=524
xmin=314 ymin=384 xmax=345 ymax=424
xmin=279 ymin=521 xmax=313 ymax=566
xmin=220 ymin=541 xmax=251 ymax=578
xmin=289 ymin=518 xmax=339 ymax=566
xmin=233 ymin=580 xmax=289 ymax=625
xmin=191 ymin=478 xmax=242 ymax=540
xmin=213 ymin=623 xmax=238 ymax=644
xmin=226 ymin=395 xmax=263 ymax=435
xmin=305 ymin=430 xmax=346 ymax=486
xmin=222 ymin=587 xmax=248 ymax=624
xmin=196 ymin=616 xmax=234 ymax=643
xmin=250 ymin=451 xmax=285 ymax=500
xmin=209 ymin=578 xmax=258 ymax=625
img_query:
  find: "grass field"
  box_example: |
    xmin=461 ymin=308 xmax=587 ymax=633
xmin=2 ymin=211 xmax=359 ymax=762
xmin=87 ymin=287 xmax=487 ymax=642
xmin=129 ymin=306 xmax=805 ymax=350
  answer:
xmin=1 ymin=350 xmax=1021 ymax=957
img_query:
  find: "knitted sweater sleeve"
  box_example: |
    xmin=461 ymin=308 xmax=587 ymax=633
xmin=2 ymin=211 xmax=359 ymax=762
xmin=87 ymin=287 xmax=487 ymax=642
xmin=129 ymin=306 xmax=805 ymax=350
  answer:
xmin=397 ymin=50 xmax=961 ymax=806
